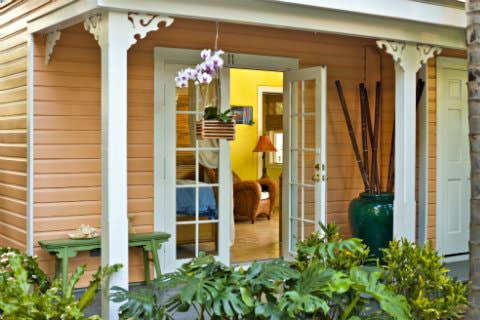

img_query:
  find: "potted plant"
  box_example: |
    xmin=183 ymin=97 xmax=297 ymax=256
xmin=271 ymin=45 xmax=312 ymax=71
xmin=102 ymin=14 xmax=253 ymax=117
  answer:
xmin=334 ymin=79 xmax=425 ymax=258
xmin=175 ymin=49 xmax=236 ymax=141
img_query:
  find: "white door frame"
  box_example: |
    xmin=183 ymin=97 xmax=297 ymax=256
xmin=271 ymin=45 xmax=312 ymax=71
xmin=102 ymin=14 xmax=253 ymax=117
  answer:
xmin=257 ymin=85 xmax=284 ymax=178
xmin=154 ymin=47 xmax=298 ymax=270
xmin=436 ymin=56 xmax=469 ymax=258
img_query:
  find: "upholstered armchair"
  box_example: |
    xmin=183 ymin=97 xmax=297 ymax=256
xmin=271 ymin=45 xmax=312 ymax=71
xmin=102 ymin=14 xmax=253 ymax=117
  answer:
xmin=232 ymin=173 xmax=277 ymax=224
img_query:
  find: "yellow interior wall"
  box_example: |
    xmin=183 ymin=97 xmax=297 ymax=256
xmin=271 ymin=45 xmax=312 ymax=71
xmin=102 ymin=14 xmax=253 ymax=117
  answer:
xmin=229 ymin=69 xmax=283 ymax=181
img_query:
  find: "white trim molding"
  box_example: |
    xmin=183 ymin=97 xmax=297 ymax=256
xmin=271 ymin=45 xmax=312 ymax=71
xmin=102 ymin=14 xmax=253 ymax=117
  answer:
xmin=257 ymin=86 xmax=283 ymax=178
xmin=45 ymin=30 xmax=61 ymax=65
xmin=100 ymin=0 xmax=466 ymax=49
xmin=264 ymin=0 xmax=465 ymax=27
xmin=27 ymin=0 xmax=465 ymax=49
xmin=377 ymin=40 xmax=441 ymax=241
xmin=26 ymin=34 xmax=35 ymax=255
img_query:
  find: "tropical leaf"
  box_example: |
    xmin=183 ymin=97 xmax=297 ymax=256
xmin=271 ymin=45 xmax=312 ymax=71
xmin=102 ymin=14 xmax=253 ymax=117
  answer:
xmin=349 ymin=267 xmax=411 ymax=320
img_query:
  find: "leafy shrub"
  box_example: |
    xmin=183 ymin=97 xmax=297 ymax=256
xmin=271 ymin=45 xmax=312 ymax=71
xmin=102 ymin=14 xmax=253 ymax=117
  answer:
xmin=112 ymin=223 xmax=470 ymax=320
xmin=382 ymin=239 xmax=469 ymax=320
xmin=295 ymin=223 xmax=371 ymax=270
xmin=0 ymin=248 xmax=121 ymax=320
xmin=112 ymin=223 xmax=411 ymax=320
xmin=0 ymin=247 xmax=50 ymax=292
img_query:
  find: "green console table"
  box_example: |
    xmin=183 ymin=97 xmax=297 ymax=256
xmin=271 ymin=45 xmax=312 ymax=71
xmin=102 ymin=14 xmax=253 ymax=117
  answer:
xmin=39 ymin=232 xmax=170 ymax=292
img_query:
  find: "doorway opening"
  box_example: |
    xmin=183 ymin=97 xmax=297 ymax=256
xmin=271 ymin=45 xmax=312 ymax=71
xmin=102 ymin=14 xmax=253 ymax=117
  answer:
xmin=155 ymin=47 xmax=326 ymax=271
xmin=229 ymin=69 xmax=284 ymax=263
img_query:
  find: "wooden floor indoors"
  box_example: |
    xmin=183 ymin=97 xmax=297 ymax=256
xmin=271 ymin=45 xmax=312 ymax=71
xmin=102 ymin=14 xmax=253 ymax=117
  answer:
xmin=176 ymin=211 xmax=280 ymax=262
xmin=231 ymin=211 xmax=280 ymax=263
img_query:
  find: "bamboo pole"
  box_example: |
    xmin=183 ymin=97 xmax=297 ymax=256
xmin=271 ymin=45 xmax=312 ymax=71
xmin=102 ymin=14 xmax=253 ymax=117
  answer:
xmin=335 ymin=80 xmax=370 ymax=192
xmin=359 ymin=84 xmax=370 ymax=185
xmin=360 ymin=83 xmax=374 ymax=146
xmin=371 ymin=81 xmax=382 ymax=193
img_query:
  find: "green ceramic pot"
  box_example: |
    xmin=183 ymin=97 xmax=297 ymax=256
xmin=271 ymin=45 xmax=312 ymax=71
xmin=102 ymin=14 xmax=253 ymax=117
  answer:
xmin=348 ymin=192 xmax=393 ymax=259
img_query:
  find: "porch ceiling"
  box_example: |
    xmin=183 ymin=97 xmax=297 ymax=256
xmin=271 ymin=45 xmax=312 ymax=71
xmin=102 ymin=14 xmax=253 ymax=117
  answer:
xmin=27 ymin=0 xmax=466 ymax=50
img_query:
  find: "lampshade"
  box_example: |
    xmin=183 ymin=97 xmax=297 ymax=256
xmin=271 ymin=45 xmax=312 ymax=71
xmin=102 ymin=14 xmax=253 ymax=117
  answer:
xmin=253 ymin=135 xmax=277 ymax=152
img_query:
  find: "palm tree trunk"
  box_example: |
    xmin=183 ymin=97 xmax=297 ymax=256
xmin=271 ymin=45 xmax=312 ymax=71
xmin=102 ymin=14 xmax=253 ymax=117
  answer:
xmin=467 ymin=1 xmax=480 ymax=318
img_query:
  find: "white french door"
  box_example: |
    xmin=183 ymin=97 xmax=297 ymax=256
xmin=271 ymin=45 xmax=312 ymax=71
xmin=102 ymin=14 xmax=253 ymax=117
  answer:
xmin=154 ymin=48 xmax=232 ymax=272
xmin=282 ymin=66 xmax=327 ymax=257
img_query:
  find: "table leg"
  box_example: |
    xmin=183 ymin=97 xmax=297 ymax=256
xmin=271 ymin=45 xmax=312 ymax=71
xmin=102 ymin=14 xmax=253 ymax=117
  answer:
xmin=60 ymin=247 xmax=69 ymax=293
xmin=143 ymin=249 xmax=151 ymax=284
xmin=151 ymin=240 xmax=161 ymax=278
xmin=54 ymin=257 xmax=61 ymax=279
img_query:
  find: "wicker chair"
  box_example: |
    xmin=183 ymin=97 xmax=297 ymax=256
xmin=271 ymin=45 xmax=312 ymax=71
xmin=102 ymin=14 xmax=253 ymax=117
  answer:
xmin=201 ymin=166 xmax=278 ymax=224
xmin=232 ymin=173 xmax=277 ymax=224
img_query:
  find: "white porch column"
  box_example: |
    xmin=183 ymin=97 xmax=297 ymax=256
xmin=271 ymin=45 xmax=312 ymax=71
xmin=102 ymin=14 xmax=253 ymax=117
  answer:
xmin=84 ymin=12 xmax=173 ymax=319
xmin=377 ymin=41 xmax=440 ymax=241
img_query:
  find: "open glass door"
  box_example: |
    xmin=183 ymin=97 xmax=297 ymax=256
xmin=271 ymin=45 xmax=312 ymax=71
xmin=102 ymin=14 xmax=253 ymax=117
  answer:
xmin=282 ymin=66 xmax=327 ymax=257
xmin=155 ymin=48 xmax=231 ymax=272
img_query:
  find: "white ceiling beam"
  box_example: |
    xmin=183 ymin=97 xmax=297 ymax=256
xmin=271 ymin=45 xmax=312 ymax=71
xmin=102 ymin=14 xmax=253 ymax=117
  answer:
xmin=27 ymin=0 xmax=100 ymax=34
xmin=98 ymin=0 xmax=466 ymax=49
xmin=263 ymin=0 xmax=466 ymax=28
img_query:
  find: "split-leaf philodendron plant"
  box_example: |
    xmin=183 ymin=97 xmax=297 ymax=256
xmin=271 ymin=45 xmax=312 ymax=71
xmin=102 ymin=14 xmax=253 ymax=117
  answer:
xmin=112 ymin=223 xmax=468 ymax=320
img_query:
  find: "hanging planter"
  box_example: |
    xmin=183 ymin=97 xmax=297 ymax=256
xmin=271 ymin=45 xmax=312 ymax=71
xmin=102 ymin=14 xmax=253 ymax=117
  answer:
xmin=195 ymin=106 xmax=236 ymax=140
xmin=175 ymin=49 xmax=236 ymax=141
xmin=196 ymin=119 xmax=236 ymax=141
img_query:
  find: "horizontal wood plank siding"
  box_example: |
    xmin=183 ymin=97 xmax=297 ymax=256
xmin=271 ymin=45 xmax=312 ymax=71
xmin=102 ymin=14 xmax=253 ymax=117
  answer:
xmin=0 ymin=0 xmax=45 ymax=250
xmin=33 ymin=23 xmax=153 ymax=286
xmin=32 ymin=17 xmax=465 ymax=287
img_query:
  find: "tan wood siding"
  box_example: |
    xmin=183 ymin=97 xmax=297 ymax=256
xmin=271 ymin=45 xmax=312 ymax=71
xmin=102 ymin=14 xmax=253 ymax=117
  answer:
xmin=33 ymin=24 xmax=151 ymax=286
xmin=0 ymin=0 xmax=74 ymax=250
xmin=34 ymin=20 xmax=389 ymax=281
xmin=32 ymin=17 xmax=464 ymax=287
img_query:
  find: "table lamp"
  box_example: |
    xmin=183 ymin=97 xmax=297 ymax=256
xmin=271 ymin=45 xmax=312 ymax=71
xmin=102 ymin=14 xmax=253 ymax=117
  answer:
xmin=253 ymin=135 xmax=277 ymax=178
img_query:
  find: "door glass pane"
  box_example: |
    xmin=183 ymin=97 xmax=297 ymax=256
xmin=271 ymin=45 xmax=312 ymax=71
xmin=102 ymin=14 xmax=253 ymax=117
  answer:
xmin=199 ymin=223 xmax=218 ymax=256
xmin=176 ymin=224 xmax=196 ymax=259
xmin=288 ymin=77 xmax=320 ymax=254
xmin=175 ymin=79 xmax=221 ymax=260
xmin=304 ymin=79 xmax=315 ymax=114
xmin=176 ymin=113 xmax=197 ymax=148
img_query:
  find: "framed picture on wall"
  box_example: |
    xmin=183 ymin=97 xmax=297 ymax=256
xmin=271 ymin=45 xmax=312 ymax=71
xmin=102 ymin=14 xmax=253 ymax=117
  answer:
xmin=231 ymin=106 xmax=254 ymax=125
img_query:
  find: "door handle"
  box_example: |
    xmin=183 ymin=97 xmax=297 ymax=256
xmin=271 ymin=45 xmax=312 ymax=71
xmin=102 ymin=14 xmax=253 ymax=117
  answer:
xmin=312 ymin=174 xmax=321 ymax=182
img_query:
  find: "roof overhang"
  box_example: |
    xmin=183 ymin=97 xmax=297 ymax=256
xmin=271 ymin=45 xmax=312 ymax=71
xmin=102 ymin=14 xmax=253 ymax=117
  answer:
xmin=27 ymin=0 xmax=466 ymax=50
xmin=264 ymin=0 xmax=466 ymax=28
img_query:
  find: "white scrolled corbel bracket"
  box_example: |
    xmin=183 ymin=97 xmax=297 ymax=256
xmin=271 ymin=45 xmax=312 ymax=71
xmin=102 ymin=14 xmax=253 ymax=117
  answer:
xmin=127 ymin=13 xmax=174 ymax=47
xmin=376 ymin=40 xmax=406 ymax=68
xmin=376 ymin=40 xmax=441 ymax=71
xmin=84 ymin=15 xmax=102 ymax=43
xmin=84 ymin=13 xmax=174 ymax=49
xmin=417 ymin=44 xmax=442 ymax=68
xmin=45 ymin=30 xmax=61 ymax=65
